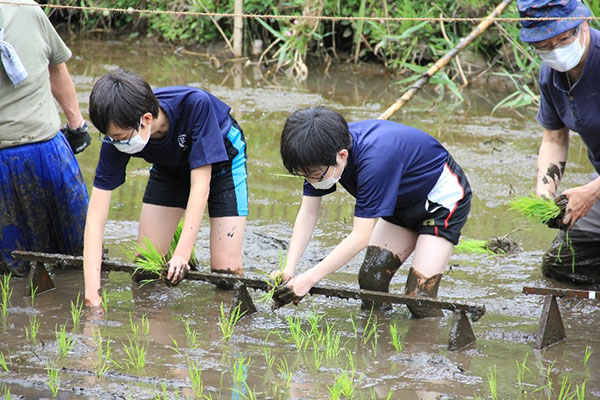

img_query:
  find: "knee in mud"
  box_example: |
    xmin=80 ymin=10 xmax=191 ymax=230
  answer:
xmin=358 ymin=246 xmax=402 ymax=292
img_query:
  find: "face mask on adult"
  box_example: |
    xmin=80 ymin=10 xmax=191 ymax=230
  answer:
xmin=114 ymin=117 xmax=151 ymax=154
xmin=535 ymin=27 xmax=586 ymax=72
xmin=310 ymin=156 xmax=344 ymax=190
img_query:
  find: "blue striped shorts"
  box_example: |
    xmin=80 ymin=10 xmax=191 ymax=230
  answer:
xmin=142 ymin=120 xmax=249 ymax=217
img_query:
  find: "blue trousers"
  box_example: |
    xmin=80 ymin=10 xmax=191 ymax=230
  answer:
xmin=0 ymin=133 xmax=89 ymax=276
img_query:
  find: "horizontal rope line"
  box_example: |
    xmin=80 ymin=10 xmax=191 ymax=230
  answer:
xmin=3 ymin=1 xmax=600 ymax=23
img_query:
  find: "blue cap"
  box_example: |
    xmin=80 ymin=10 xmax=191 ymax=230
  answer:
xmin=518 ymin=0 xmax=591 ymax=42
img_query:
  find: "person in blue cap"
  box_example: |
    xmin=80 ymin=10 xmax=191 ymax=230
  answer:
xmin=518 ymin=0 xmax=600 ymax=285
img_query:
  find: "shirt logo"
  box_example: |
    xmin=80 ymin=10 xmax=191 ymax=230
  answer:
xmin=177 ymin=134 xmax=188 ymax=149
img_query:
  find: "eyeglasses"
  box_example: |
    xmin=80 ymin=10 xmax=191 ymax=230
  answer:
xmin=302 ymin=165 xmax=330 ymax=182
xmin=531 ymin=26 xmax=579 ymax=53
xmin=98 ymin=123 xmax=139 ymax=146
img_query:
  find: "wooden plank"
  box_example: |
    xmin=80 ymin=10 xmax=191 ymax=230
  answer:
xmin=12 ymin=250 xmax=485 ymax=320
xmin=523 ymin=286 xmax=599 ymax=300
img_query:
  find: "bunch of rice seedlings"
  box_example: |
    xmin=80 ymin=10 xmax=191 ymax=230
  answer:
xmin=454 ymin=238 xmax=498 ymax=256
xmin=128 ymin=220 xmax=198 ymax=284
xmin=509 ymin=195 xmax=562 ymax=224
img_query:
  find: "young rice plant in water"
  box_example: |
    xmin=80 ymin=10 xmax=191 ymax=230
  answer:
xmin=1 ymin=273 xmax=12 ymax=318
xmin=56 ymin=323 xmax=75 ymax=357
xmin=219 ymin=302 xmax=246 ymax=342
xmin=46 ymin=360 xmax=61 ymax=398
xmin=70 ymin=292 xmax=84 ymax=331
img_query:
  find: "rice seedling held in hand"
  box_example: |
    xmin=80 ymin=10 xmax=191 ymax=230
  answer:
xmin=1 ymin=273 xmax=12 ymax=319
xmin=129 ymin=220 xmax=198 ymax=286
xmin=509 ymin=194 xmax=563 ymax=225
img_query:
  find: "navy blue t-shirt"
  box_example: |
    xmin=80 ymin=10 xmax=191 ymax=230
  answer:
xmin=94 ymin=87 xmax=232 ymax=190
xmin=303 ymin=120 xmax=448 ymax=218
xmin=537 ymin=28 xmax=600 ymax=173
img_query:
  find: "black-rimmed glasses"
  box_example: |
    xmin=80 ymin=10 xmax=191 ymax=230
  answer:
xmin=302 ymin=165 xmax=330 ymax=182
xmin=98 ymin=123 xmax=139 ymax=145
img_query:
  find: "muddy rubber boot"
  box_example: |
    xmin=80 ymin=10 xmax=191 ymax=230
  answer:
xmin=404 ymin=267 xmax=444 ymax=318
xmin=211 ymin=268 xmax=244 ymax=290
xmin=358 ymin=246 xmax=402 ymax=310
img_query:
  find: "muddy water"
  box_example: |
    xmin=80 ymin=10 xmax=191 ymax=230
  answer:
xmin=1 ymin=38 xmax=599 ymax=399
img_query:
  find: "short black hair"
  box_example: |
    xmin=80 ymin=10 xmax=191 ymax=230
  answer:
xmin=280 ymin=106 xmax=352 ymax=176
xmin=89 ymin=70 xmax=159 ymax=134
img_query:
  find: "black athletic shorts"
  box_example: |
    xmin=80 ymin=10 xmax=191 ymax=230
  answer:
xmin=382 ymin=156 xmax=471 ymax=245
xmin=142 ymin=119 xmax=248 ymax=218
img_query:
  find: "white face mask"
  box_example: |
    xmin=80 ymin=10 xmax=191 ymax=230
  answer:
xmin=536 ymin=28 xmax=586 ymax=72
xmin=310 ymin=158 xmax=344 ymax=190
xmin=114 ymin=118 xmax=151 ymax=154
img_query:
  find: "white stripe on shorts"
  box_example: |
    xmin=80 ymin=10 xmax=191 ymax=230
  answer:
xmin=425 ymin=163 xmax=465 ymax=213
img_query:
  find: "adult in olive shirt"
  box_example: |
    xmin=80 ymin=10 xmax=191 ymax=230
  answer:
xmin=0 ymin=0 xmax=90 ymax=276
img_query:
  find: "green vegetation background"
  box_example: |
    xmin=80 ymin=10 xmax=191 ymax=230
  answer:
xmin=44 ymin=0 xmax=600 ymax=106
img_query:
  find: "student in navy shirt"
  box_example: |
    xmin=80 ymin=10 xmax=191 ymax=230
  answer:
xmin=272 ymin=107 xmax=471 ymax=317
xmin=83 ymin=71 xmax=248 ymax=312
xmin=518 ymin=0 xmax=600 ymax=284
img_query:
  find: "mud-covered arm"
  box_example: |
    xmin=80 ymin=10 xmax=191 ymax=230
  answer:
xmin=536 ymin=127 xmax=569 ymax=198
xmin=83 ymin=187 xmax=112 ymax=310
xmin=281 ymin=195 xmax=322 ymax=279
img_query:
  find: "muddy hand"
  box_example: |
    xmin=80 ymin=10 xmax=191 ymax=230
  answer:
xmin=546 ymin=194 xmax=569 ymax=230
xmin=272 ymin=284 xmax=304 ymax=308
xmin=167 ymin=257 xmax=190 ymax=286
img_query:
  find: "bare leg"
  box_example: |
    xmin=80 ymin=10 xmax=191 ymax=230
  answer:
xmin=138 ymin=203 xmax=185 ymax=255
xmin=209 ymin=216 xmax=246 ymax=273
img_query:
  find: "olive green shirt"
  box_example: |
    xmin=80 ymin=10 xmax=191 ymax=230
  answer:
xmin=0 ymin=0 xmax=71 ymax=149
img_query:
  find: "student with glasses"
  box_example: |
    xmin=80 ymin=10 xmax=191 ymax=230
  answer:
xmin=271 ymin=107 xmax=472 ymax=317
xmin=83 ymin=70 xmax=248 ymax=313
xmin=518 ymin=0 xmax=600 ymax=285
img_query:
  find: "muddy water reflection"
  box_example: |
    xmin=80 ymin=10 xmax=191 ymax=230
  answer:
xmin=1 ymin=38 xmax=599 ymax=399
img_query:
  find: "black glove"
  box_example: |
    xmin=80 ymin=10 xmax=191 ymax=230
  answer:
xmin=62 ymin=121 xmax=91 ymax=154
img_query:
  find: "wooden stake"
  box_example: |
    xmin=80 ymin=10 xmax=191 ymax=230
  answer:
xmin=379 ymin=0 xmax=513 ymax=120
xmin=233 ymin=0 xmax=244 ymax=57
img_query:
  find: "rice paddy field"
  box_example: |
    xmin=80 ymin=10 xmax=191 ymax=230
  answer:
xmin=1 ymin=38 xmax=599 ymax=399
